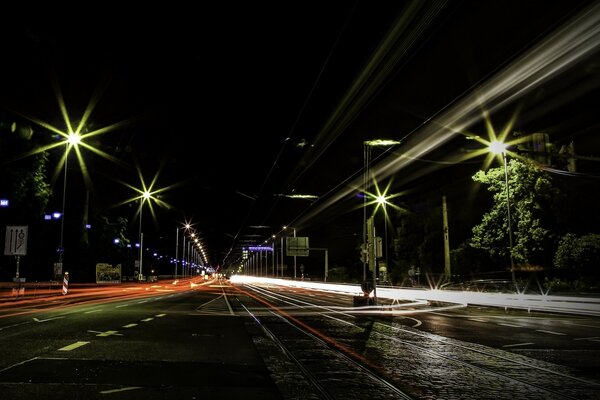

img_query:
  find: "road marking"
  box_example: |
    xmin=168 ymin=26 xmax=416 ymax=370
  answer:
xmin=536 ymin=329 xmax=566 ymax=336
xmin=141 ymin=318 xmax=154 ymax=322
xmin=87 ymin=330 xmax=122 ymax=337
xmin=502 ymin=342 xmax=534 ymax=348
xmin=155 ymin=314 xmax=166 ymax=317
xmin=33 ymin=316 xmax=65 ymax=323
xmin=137 ymin=300 xmax=148 ymax=304
xmin=122 ymin=323 xmax=138 ymax=328
xmin=468 ymin=318 xmax=487 ymax=323
xmin=115 ymin=304 xmax=129 ymax=308
xmin=575 ymin=336 xmax=600 ymax=341
xmin=85 ymin=309 xmax=102 ymax=314
xmin=498 ymin=322 xmax=522 ymax=328
xmin=58 ymin=341 xmax=90 ymax=351
xmin=99 ymin=386 xmax=142 ymax=394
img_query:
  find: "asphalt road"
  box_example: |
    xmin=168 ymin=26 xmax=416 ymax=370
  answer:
xmin=0 ymin=280 xmax=280 ymax=399
xmin=1 ymin=279 xmax=599 ymax=399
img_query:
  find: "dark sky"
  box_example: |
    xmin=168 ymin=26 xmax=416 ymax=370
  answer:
xmin=1 ymin=1 xmax=599 ymax=268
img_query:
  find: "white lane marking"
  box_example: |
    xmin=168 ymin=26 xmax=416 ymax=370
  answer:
xmin=137 ymin=300 xmax=148 ymax=304
xmin=123 ymin=323 xmax=138 ymax=328
xmin=33 ymin=316 xmax=65 ymax=323
xmin=58 ymin=341 xmax=90 ymax=351
xmin=0 ymin=357 xmax=40 ymax=373
xmin=100 ymin=386 xmax=142 ymax=394
xmin=85 ymin=309 xmax=102 ymax=314
xmin=468 ymin=318 xmax=487 ymax=323
xmin=502 ymin=342 xmax=534 ymax=348
xmin=574 ymin=336 xmax=600 ymax=341
xmin=141 ymin=318 xmax=154 ymax=322
xmin=536 ymin=329 xmax=566 ymax=336
xmin=155 ymin=314 xmax=167 ymax=318
xmin=88 ymin=330 xmax=122 ymax=337
xmin=498 ymin=322 xmax=522 ymax=328
xmin=116 ymin=304 xmax=129 ymax=308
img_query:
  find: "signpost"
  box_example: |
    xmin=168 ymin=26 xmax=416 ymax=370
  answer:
xmin=4 ymin=226 xmax=28 ymax=278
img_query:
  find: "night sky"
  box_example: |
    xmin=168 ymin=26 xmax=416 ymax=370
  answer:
xmin=1 ymin=1 xmax=599 ymax=270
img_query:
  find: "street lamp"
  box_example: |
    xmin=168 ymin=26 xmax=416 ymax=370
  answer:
xmin=376 ymin=194 xmax=388 ymax=268
xmin=489 ymin=140 xmax=516 ymax=284
xmin=363 ymin=139 xmax=400 ymax=294
xmin=138 ymin=190 xmax=151 ymax=281
xmin=57 ymin=132 xmax=82 ymax=271
xmin=175 ymin=223 xmax=192 ymax=279
xmin=283 ymin=226 xmax=296 ymax=279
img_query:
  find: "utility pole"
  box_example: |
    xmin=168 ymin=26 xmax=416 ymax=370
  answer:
xmin=442 ymin=195 xmax=451 ymax=282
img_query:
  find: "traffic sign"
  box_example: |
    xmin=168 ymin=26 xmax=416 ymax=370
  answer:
xmin=4 ymin=226 xmax=28 ymax=256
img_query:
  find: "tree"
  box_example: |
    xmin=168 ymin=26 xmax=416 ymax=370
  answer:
xmin=554 ymin=233 xmax=600 ymax=279
xmin=470 ymin=159 xmax=559 ymax=268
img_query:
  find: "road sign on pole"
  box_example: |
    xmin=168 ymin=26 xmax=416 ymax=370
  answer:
xmin=4 ymin=226 xmax=28 ymax=256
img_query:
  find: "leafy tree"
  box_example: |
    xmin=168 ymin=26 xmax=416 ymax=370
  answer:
xmin=554 ymin=233 xmax=600 ymax=279
xmin=470 ymin=159 xmax=559 ymax=268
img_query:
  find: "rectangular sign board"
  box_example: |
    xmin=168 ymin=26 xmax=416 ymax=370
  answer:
xmin=286 ymin=236 xmax=309 ymax=256
xmin=96 ymin=263 xmax=122 ymax=284
xmin=4 ymin=226 xmax=28 ymax=256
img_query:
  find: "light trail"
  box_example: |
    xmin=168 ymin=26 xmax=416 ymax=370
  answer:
xmin=230 ymin=275 xmax=600 ymax=316
xmin=294 ymin=2 xmax=600 ymax=228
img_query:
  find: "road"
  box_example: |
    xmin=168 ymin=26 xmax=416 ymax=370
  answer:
xmin=0 ymin=278 xmax=599 ymax=399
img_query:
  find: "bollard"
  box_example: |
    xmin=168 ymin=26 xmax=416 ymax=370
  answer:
xmin=62 ymin=272 xmax=69 ymax=295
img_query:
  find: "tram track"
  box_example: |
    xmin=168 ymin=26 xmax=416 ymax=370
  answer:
xmin=233 ymin=283 xmax=600 ymax=399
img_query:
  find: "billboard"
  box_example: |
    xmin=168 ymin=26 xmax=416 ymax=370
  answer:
xmin=95 ymin=263 xmax=122 ymax=283
xmin=286 ymin=237 xmax=309 ymax=256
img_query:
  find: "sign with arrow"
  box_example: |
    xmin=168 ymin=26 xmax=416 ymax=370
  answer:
xmin=4 ymin=226 xmax=28 ymax=256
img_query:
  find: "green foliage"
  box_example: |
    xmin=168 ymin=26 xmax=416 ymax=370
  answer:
xmin=554 ymin=233 xmax=600 ymax=277
xmin=12 ymin=152 xmax=52 ymax=219
xmin=390 ymin=200 xmax=443 ymax=281
xmin=470 ymin=159 xmax=559 ymax=268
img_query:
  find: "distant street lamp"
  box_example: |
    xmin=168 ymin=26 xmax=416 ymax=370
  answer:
xmin=175 ymin=223 xmax=192 ymax=279
xmin=283 ymin=226 xmax=297 ymax=279
xmin=489 ymin=140 xmax=516 ymax=283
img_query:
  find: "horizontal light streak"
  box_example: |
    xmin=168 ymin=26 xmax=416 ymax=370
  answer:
xmin=230 ymin=275 xmax=600 ymax=316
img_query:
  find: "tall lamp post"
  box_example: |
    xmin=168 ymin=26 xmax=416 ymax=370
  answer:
xmin=138 ymin=191 xmax=151 ymax=281
xmin=283 ymin=226 xmax=296 ymax=279
xmin=58 ymin=132 xmax=82 ymax=272
xmin=489 ymin=140 xmax=516 ymax=284
xmin=363 ymin=139 xmax=400 ymax=286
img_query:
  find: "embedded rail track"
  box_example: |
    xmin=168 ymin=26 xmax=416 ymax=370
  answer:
xmin=233 ymin=283 xmax=600 ymax=400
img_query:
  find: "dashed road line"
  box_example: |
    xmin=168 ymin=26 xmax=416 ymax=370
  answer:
xmin=468 ymin=318 xmax=487 ymax=323
xmin=123 ymin=323 xmax=138 ymax=328
xmin=141 ymin=318 xmax=154 ymax=322
xmin=58 ymin=341 xmax=90 ymax=351
xmin=574 ymin=336 xmax=600 ymax=342
xmin=502 ymin=342 xmax=534 ymax=348
xmin=498 ymin=322 xmax=522 ymax=328
xmin=155 ymin=313 xmax=166 ymax=317
xmin=99 ymin=386 xmax=142 ymax=394
xmin=536 ymin=329 xmax=566 ymax=336
xmin=85 ymin=309 xmax=102 ymax=314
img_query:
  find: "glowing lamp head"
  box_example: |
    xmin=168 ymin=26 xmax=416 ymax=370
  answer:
xmin=142 ymin=191 xmax=151 ymax=200
xmin=376 ymin=195 xmax=387 ymax=205
xmin=67 ymin=132 xmax=81 ymax=145
xmin=489 ymin=140 xmax=507 ymax=154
